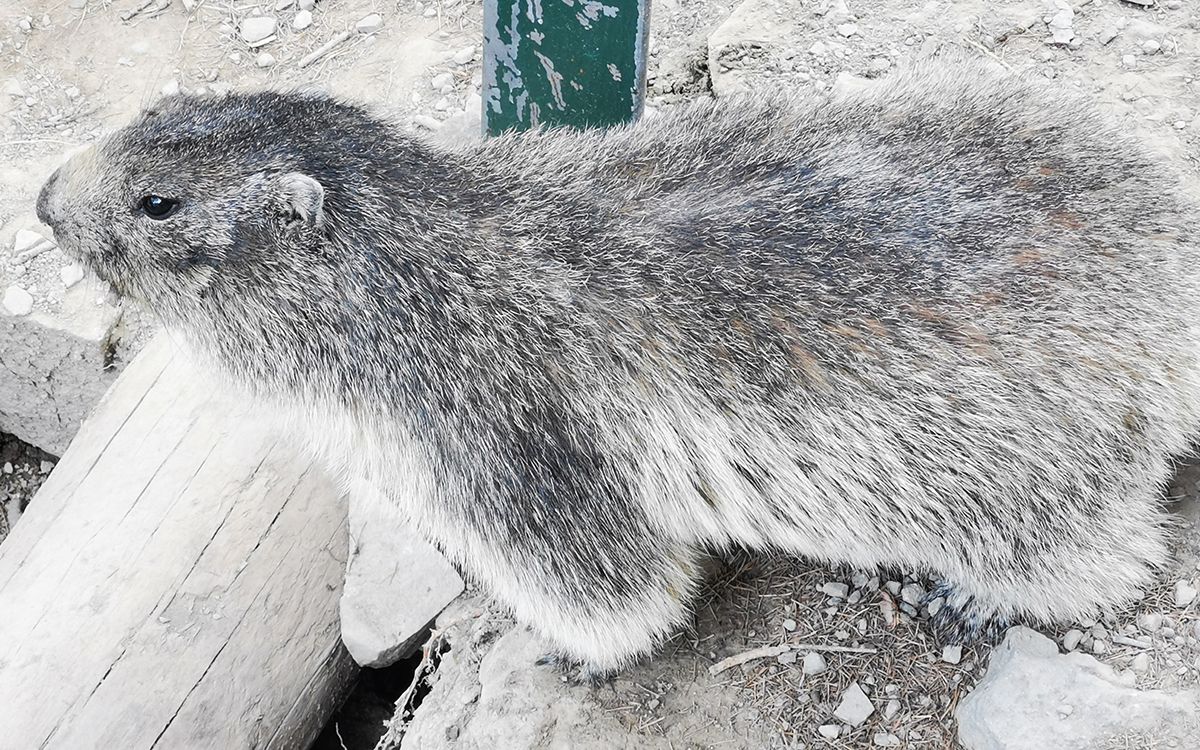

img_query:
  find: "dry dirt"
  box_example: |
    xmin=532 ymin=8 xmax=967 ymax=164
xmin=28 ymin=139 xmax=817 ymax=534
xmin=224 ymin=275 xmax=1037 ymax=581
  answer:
xmin=3 ymin=0 xmax=1200 ymax=748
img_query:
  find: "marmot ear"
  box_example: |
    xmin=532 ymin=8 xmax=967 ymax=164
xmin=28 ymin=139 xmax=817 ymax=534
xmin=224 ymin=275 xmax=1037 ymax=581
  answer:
xmin=277 ymin=172 xmax=325 ymax=229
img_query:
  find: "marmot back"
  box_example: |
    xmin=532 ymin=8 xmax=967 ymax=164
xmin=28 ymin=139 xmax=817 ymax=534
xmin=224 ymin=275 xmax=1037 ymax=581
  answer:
xmin=36 ymin=57 xmax=1200 ymax=674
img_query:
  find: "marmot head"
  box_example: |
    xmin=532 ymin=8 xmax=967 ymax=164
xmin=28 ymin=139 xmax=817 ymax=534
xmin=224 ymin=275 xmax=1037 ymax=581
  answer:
xmin=35 ymin=91 xmax=370 ymax=320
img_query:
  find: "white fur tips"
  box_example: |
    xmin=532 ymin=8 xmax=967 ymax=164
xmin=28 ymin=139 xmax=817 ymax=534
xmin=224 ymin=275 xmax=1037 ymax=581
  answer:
xmin=278 ymin=171 xmax=325 ymax=228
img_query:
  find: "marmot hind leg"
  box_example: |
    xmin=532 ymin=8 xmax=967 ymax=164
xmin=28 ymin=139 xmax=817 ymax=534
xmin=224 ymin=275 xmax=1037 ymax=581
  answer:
xmin=923 ymin=491 xmax=1171 ymax=644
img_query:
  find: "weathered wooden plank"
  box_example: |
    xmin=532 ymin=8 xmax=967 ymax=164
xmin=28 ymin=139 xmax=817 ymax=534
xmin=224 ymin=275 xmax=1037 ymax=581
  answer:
xmin=482 ymin=0 xmax=650 ymax=134
xmin=0 ymin=335 xmax=355 ymax=750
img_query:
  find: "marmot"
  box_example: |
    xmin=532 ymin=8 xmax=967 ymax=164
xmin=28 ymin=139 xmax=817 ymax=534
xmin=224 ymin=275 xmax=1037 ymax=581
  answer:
xmin=35 ymin=58 xmax=1200 ymax=676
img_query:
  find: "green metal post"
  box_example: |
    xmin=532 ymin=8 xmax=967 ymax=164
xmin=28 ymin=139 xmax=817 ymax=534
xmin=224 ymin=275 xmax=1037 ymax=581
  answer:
xmin=482 ymin=0 xmax=651 ymax=135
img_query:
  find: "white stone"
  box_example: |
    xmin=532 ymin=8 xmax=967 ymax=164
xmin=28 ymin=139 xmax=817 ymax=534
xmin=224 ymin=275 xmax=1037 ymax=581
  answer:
xmin=297 ymin=0 xmax=314 ymax=8
xmin=292 ymin=10 xmax=312 ymax=30
xmin=884 ymin=698 xmax=901 ymax=720
xmin=431 ymin=72 xmax=454 ymax=90
xmin=340 ymin=499 xmax=464 ymax=667
xmin=834 ymin=682 xmax=874 ymax=726
xmin=821 ymin=582 xmax=849 ymax=598
xmin=1122 ymin=54 xmax=1137 ymax=69
xmin=240 ymin=16 xmax=277 ymax=44
xmin=802 ymin=651 xmax=827 ymax=675
xmin=1062 ymin=629 xmax=1084 ymax=650
xmin=452 ymin=45 xmax=476 ymax=64
xmin=1142 ymin=39 xmax=1161 ymax=54
xmin=836 ymin=22 xmax=858 ymax=37
xmin=356 ymin=13 xmax=383 ymax=34
xmin=1138 ymin=613 xmax=1163 ymax=633
xmin=943 ymin=645 xmax=963 ymax=664
xmin=1175 ymin=580 xmax=1197 ymax=608
xmin=14 ymin=229 xmax=48 ymax=254
xmin=956 ymin=627 xmax=1200 ymax=750
xmin=874 ymin=733 xmax=901 ymax=747
xmin=60 ymin=264 xmax=84 ymax=288
xmin=817 ymin=724 xmax=840 ymax=739
xmin=1131 ymin=652 xmax=1151 ymax=673
xmin=255 ymin=52 xmax=276 ymax=68
xmin=3 ymin=286 xmax=33 ymax=316
xmin=782 ymin=618 xmax=797 ymax=632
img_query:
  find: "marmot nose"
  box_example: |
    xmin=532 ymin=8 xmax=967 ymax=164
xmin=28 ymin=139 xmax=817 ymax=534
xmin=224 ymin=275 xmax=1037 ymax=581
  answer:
xmin=36 ymin=168 xmax=62 ymax=229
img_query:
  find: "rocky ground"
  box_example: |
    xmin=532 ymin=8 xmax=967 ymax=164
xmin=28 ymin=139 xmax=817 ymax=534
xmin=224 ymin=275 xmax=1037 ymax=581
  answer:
xmin=3 ymin=0 xmax=1200 ymax=748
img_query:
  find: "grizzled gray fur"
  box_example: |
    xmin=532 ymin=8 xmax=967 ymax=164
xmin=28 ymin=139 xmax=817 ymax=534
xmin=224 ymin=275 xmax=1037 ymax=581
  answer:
xmin=36 ymin=57 xmax=1200 ymax=675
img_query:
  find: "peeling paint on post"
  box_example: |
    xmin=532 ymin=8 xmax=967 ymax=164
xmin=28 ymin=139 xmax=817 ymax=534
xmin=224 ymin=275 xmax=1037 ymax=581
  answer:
xmin=482 ymin=0 xmax=650 ymax=135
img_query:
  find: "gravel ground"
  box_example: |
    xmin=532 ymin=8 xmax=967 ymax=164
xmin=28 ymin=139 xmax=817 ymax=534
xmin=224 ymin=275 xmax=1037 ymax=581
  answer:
xmin=0 ymin=432 xmax=55 ymax=545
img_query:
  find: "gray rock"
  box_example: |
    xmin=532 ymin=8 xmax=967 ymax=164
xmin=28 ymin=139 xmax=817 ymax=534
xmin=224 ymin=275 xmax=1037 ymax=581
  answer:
xmin=956 ymin=627 xmax=1200 ymax=750
xmin=900 ymin=583 xmax=925 ymax=606
xmin=340 ymin=498 xmax=463 ymax=667
xmin=803 ymin=651 xmax=827 ymax=675
xmin=942 ymin=645 xmax=963 ymax=664
xmin=1138 ymin=612 xmax=1163 ymax=633
xmin=356 ymin=13 xmax=383 ymax=34
xmin=834 ymin=682 xmax=874 ymax=727
xmin=1174 ymin=579 xmax=1197 ymax=608
xmin=1062 ymin=629 xmax=1084 ymax=650
xmin=821 ymin=582 xmax=849 ymax=598
xmin=3 ymin=285 xmax=33 ymax=316
xmin=452 ymin=45 xmax=476 ymax=64
xmin=240 ymin=16 xmax=277 ymax=44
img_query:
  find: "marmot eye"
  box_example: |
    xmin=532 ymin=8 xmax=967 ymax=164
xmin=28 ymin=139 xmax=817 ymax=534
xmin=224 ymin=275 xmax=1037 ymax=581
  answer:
xmin=140 ymin=195 xmax=179 ymax=219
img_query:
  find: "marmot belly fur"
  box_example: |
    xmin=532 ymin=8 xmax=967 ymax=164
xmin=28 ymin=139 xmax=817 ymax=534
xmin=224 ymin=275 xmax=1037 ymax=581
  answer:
xmin=36 ymin=58 xmax=1200 ymax=675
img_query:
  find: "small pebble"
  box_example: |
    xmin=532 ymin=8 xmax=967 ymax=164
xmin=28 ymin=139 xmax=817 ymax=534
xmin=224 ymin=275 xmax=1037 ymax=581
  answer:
xmin=1131 ymin=652 xmax=1151 ymax=673
xmin=1138 ymin=613 xmax=1163 ymax=633
xmin=293 ymin=10 xmax=312 ymax=30
xmin=1142 ymin=39 xmax=1161 ymax=54
xmin=883 ymin=698 xmax=900 ymax=720
xmin=452 ymin=45 xmax=476 ymax=64
xmin=782 ymin=618 xmax=797 ymax=632
xmin=647 ymin=698 xmax=660 ymax=710
xmin=1062 ymin=629 xmax=1084 ymax=650
xmin=356 ymin=13 xmax=383 ymax=34
xmin=817 ymin=725 xmax=840 ymax=739
xmin=900 ymin=583 xmax=924 ymax=606
xmin=3 ymin=286 xmax=34 ymax=316
xmin=298 ymin=0 xmax=314 ymax=8
xmin=1166 ymin=0 xmax=1181 ymax=6
xmin=873 ymin=733 xmax=901 ymax=747
xmin=1122 ymin=54 xmax=1137 ymax=69
xmin=274 ymin=0 xmax=293 ymax=9
xmin=14 ymin=229 xmax=48 ymax=255
xmin=834 ymin=682 xmax=874 ymax=727
xmin=255 ymin=52 xmax=276 ymax=68
xmin=802 ymin=651 xmax=827 ymax=675
xmin=821 ymin=582 xmax=850 ymax=598
xmin=1098 ymin=27 xmax=1119 ymax=45
xmin=1093 ymin=639 xmax=1107 ymax=655
xmin=836 ymin=22 xmax=858 ymax=37
xmin=777 ymin=650 xmax=798 ymax=665
xmin=60 ymin=264 xmax=84 ymax=288
xmin=1175 ymin=580 xmax=1197 ymax=608
xmin=942 ymin=645 xmax=962 ymax=664
xmin=431 ymin=72 xmax=454 ymax=90
xmin=240 ymin=16 xmax=278 ymax=44
xmin=2 ymin=462 xmax=12 ymax=474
